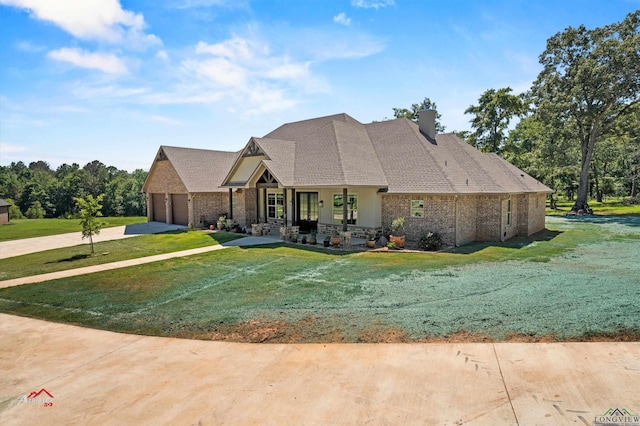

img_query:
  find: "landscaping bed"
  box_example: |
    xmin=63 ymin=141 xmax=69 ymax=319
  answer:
xmin=0 ymin=216 xmax=639 ymax=343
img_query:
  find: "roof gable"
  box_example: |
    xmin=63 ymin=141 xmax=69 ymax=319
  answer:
xmin=143 ymin=146 xmax=239 ymax=193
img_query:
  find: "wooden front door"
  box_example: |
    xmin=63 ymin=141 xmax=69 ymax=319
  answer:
xmin=297 ymin=192 xmax=318 ymax=233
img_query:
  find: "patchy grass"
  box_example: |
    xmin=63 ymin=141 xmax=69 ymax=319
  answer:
xmin=0 ymin=217 xmax=639 ymax=343
xmin=0 ymin=217 xmax=147 ymax=241
xmin=0 ymin=230 xmax=243 ymax=280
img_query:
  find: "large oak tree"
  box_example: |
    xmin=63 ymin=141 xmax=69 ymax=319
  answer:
xmin=531 ymin=10 xmax=640 ymax=212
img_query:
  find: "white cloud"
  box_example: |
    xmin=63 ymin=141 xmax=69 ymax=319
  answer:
xmin=0 ymin=142 xmax=28 ymax=153
xmin=14 ymin=40 xmax=45 ymax=52
xmin=0 ymin=0 xmax=160 ymax=47
xmin=156 ymin=50 xmax=169 ymax=61
xmin=48 ymin=47 xmax=129 ymax=75
xmin=149 ymin=115 xmax=182 ymax=125
xmin=333 ymin=12 xmax=351 ymax=26
xmin=351 ymin=0 xmax=394 ymax=9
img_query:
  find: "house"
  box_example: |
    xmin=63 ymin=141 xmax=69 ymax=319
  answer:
xmin=0 ymin=199 xmax=10 ymax=224
xmin=143 ymin=111 xmax=552 ymax=246
xmin=141 ymin=146 xmax=242 ymax=226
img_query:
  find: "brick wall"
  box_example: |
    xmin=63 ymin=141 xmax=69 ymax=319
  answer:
xmin=476 ymin=195 xmax=502 ymax=241
xmin=527 ymin=193 xmax=546 ymax=235
xmin=382 ymin=194 xmax=456 ymax=246
xmin=193 ymin=193 xmax=229 ymax=226
xmin=455 ymin=195 xmax=477 ymax=246
xmin=144 ymin=160 xmax=187 ymax=194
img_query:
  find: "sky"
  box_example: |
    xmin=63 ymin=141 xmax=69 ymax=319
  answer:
xmin=1 ymin=0 xmax=638 ymax=171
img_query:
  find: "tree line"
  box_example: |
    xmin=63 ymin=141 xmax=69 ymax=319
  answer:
xmin=396 ymin=10 xmax=640 ymax=211
xmin=0 ymin=160 xmax=148 ymax=219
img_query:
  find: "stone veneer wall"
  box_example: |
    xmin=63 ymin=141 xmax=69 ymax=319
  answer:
xmin=381 ymin=194 xmax=456 ymax=247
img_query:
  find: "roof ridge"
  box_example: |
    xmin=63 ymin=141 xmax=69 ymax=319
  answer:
xmin=406 ymin=119 xmax=459 ymax=192
xmin=327 ymin=121 xmax=347 ymax=184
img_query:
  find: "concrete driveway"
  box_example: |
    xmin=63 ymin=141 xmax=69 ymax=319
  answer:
xmin=1 ymin=314 xmax=638 ymax=425
xmin=0 ymin=222 xmax=185 ymax=259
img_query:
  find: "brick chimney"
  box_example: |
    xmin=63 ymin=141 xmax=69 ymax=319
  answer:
xmin=418 ymin=109 xmax=436 ymax=140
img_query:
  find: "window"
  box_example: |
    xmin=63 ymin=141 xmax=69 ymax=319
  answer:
xmin=333 ymin=194 xmax=358 ymax=225
xmin=267 ymin=193 xmax=284 ymax=219
xmin=507 ymin=199 xmax=512 ymax=225
xmin=411 ymin=200 xmax=425 ymax=218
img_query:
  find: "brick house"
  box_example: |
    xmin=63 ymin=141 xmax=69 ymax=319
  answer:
xmin=144 ymin=111 xmax=552 ymax=246
xmin=0 ymin=199 xmax=10 ymax=225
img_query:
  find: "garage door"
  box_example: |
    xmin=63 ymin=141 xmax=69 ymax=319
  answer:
xmin=152 ymin=193 xmax=166 ymax=223
xmin=171 ymin=194 xmax=189 ymax=226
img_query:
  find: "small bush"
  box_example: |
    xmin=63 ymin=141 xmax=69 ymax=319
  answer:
xmin=419 ymin=232 xmax=443 ymax=251
xmin=25 ymin=201 xmax=45 ymax=219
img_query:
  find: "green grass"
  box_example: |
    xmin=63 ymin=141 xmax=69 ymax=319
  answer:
xmin=0 ymin=230 xmax=244 ymax=280
xmin=546 ymin=197 xmax=640 ymax=216
xmin=1 ymin=216 xmax=639 ymax=342
xmin=0 ymin=217 xmax=147 ymax=241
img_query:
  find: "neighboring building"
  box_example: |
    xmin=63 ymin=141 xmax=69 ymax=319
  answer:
xmin=144 ymin=111 xmax=552 ymax=245
xmin=0 ymin=199 xmax=10 ymax=224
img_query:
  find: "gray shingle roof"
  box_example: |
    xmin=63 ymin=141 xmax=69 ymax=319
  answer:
xmin=151 ymin=146 xmax=240 ymax=193
xmin=0 ymin=199 xmax=11 ymax=208
xmin=244 ymin=114 xmax=551 ymax=194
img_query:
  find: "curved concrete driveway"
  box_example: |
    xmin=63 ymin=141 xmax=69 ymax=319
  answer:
xmin=0 ymin=222 xmax=186 ymax=260
xmin=1 ymin=314 xmax=639 ymax=425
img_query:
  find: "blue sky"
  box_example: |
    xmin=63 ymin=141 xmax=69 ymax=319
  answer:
xmin=1 ymin=0 xmax=638 ymax=171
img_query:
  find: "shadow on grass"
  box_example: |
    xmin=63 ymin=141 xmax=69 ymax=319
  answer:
xmin=450 ymin=228 xmax=563 ymax=255
xmin=239 ymin=242 xmax=354 ymax=256
xmin=46 ymin=254 xmax=93 ymax=263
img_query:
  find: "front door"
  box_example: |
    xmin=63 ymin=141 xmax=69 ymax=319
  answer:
xmin=297 ymin=192 xmax=318 ymax=233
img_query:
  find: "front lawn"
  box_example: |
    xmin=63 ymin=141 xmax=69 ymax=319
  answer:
xmin=0 ymin=230 xmax=243 ymax=281
xmin=0 ymin=217 xmax=147 ymax=241
xmin=1 ymin=216 xmax=639 ymax=343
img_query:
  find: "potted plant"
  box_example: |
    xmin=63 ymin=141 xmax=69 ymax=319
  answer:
xmin=389 ymin=216 xmax=405 ymax=248
xmin=308 ymin=232 xmax=317 ymax=245
xmin=301 ymin=235 xmax=307 ymax=244
xmin=366 ymin=232 xmax=376 ymax=248
xmin=323 ymin=236 xmax=331 ymax=247
xmin=216 ymin=215 xmax=227 ymax=230
xmin=330 ymin=229 xmax=341 ymax=247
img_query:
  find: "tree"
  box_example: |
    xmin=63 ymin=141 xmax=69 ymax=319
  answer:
xmin=464 ymin=87 xmax=525 ymax=153
xmin=531 ymin=10 xmax=640 ymax=212
xmin=392 ymin=97 xmax=446 ymax=132
xmin=74 ymin=194 xmax=104 ymax=254
xmin=25 ymin=200 xmax=45 ymax=219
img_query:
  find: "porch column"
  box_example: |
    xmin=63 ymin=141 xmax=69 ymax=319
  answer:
xmin=262 ymin=188 xmax=268 ymax=223
xmin=283 ymin=188 xmax=287 ymax=226
xmin=228 ymin=188 xmax=233 ymax=220
xmin=165 ymin=192 xmax=172 ymax=225
xmin=291 ymin=188 xmax=296 ymax=226
xmin=342 ymin=187 xmax=348 ymax=232
xmin=188 ymin=193 xmax=194 ymax=227
xmin=255 ymin=188 xmax=260 ymax=224
xmin=146 ymin=193 xmax=152 ymax=222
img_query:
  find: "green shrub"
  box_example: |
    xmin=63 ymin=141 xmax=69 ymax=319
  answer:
xmin=419 ymin=232 xmax=443 ymax=251
xmin=25 ymin=201 xmax=45 ymax=219
xmin=5 ymin=198 xmax=24 ymax=219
